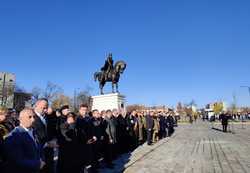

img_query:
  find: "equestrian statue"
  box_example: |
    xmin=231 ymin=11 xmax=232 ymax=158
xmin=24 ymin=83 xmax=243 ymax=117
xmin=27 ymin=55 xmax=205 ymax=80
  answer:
xmin=94 ymin=53 xmax=126 ymax=95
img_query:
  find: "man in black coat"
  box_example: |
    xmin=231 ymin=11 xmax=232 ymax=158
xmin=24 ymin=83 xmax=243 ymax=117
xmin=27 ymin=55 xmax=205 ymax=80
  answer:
xmin=103 ymin=110 xmax=116 ymax=168
xmin=76 ymin=104 xmax=96 ymax=169
xmin=115 ymin=112 xmax=129 ymax=153
xmin=33 ymin=98 xmax=49 ymax=147
xmin=44 ymin=107 xmax=58 ymax=173
xmin=159 ymin=112 xmax=167 ymax=139
xmin=146 ymin=111 xmax=154 ymax=145
xmin=167 ymin=113 xmax=175 ymax=136
xmin=220 ymin=112 xmax=229 ymax=132
xmin=126 ymin=110 xmax=138 ymax=150
xmin=90 ymin=109 xmax=104 ymax=169
xmin=57 ymin=112 xmax=85 ymax=173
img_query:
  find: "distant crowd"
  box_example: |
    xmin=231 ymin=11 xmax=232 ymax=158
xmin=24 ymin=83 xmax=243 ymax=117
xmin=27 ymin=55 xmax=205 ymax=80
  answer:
xmin=0 ymin=99 xmax=177 ymax=173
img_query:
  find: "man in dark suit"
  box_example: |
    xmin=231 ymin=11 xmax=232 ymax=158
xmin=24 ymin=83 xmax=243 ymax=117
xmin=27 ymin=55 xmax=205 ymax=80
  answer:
xmin=33 ymin=98 xmax=48 ymax=147
xmin=146 ymin=111 xmax=154 ymax=145
xmin=33 ymin=98 xmax=57 ymax=173
xmin=220 ymin=112 xmax=229 ymax=132
xmin=4 ymin=108 xmax=45 ymax=173
xmin=44 ymin=107 xmax=58 ymax=173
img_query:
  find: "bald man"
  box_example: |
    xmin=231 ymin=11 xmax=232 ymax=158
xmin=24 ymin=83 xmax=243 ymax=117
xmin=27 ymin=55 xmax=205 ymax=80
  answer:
xmin=3 ymin=108 xmax=45 ymax=173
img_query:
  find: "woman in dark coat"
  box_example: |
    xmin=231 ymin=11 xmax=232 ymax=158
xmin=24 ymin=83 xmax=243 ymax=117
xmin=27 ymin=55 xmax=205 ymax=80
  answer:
xmin=57 ymin=112 xmax=85 ymax=173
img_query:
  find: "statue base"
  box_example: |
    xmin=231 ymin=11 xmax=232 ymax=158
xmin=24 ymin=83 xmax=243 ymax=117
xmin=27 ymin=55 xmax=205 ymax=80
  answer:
xmin=91 ymin=93 xmax=126 ymax=112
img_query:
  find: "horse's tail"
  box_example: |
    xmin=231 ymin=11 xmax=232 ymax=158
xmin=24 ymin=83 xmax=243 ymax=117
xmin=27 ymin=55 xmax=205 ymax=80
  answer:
xmin=94 ymin=72 xmax=99 ymax=82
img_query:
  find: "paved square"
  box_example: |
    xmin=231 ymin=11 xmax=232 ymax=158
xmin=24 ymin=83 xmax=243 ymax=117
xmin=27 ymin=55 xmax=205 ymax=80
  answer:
xmin=101 ymin=121 xmax=250 ymax=173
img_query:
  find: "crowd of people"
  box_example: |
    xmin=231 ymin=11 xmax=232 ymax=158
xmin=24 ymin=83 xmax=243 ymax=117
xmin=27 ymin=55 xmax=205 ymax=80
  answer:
xmin=0 ymin=99 xmax=176 ymax=173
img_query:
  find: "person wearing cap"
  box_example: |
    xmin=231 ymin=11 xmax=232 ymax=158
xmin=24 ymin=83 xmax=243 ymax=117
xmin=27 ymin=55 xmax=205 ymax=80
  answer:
xmin=56 ymin=105 xmax=78 ymax=173
xmin=56 ymin=105 xmax=70 ymax=143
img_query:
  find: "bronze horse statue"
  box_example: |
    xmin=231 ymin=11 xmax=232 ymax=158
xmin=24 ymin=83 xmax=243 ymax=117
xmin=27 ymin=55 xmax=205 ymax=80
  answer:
xmin=94 ymin=61 xmax=126 ymax=95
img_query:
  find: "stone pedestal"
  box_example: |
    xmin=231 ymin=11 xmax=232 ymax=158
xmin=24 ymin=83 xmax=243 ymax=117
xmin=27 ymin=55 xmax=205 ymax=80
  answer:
xmin=91 ymin=93 xmax=126 ymax=111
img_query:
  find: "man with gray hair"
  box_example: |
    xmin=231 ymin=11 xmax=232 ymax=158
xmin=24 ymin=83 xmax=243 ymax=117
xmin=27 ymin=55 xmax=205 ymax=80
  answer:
xmin=33 ymin=98 xmax=58 ymax=173
xmin=33 ymin=98 xmax=48 ymax=147
xmin=3 ymin=108 xmax=45 ymax=173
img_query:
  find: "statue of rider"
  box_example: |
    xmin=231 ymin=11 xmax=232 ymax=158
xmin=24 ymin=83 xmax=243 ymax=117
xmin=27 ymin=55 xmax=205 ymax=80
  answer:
xmin=101 ymin=53 xmax=114 ymax=79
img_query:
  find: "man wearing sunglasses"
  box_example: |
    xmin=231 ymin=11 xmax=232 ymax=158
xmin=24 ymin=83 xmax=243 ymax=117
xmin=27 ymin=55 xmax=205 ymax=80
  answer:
xmin=3 ymin=108 xmax=45 ymax=173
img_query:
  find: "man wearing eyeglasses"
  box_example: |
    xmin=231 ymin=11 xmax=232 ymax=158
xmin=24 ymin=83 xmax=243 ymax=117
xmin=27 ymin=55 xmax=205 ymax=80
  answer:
xmin=3 ymin=108 xmax=45 ymax=173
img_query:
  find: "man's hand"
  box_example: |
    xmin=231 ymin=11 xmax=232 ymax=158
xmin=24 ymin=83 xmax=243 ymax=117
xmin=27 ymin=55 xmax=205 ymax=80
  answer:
xmin=40 ymin=160 xmax=46 ymax=169
xmin=93 ymin=136 xmax=97 ymax=141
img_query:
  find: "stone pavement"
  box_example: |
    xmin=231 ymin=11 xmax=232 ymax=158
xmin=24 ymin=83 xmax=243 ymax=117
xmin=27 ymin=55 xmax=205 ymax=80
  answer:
xmin=100 ymin=121 xmax=250 ymax=173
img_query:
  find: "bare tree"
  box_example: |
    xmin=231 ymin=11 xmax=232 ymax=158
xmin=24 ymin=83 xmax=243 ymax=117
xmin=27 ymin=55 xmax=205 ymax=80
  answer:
xmin=126 ymin=104 xmax=145 ymax=113
xmin=51 ymin=94 xmax=72 ymax=110
xmin=30 ymin=82 xmax=63 ymax=105
xmin=31 ymin=87 xmax=43 ymax=105
xmin=73 ymin=86 xmax=93 ymax=111
xmin=176 ymin=102 xmax=185 ymax=120
xmin=43 ymin=82 xmax=63 ymax=103
xmin=76 ymin=91 xmax=91 ymax=106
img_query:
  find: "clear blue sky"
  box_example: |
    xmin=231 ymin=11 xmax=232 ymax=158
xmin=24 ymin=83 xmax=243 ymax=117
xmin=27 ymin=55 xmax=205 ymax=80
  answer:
xmin=0 ymin=0 xmax=250 ymax=107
